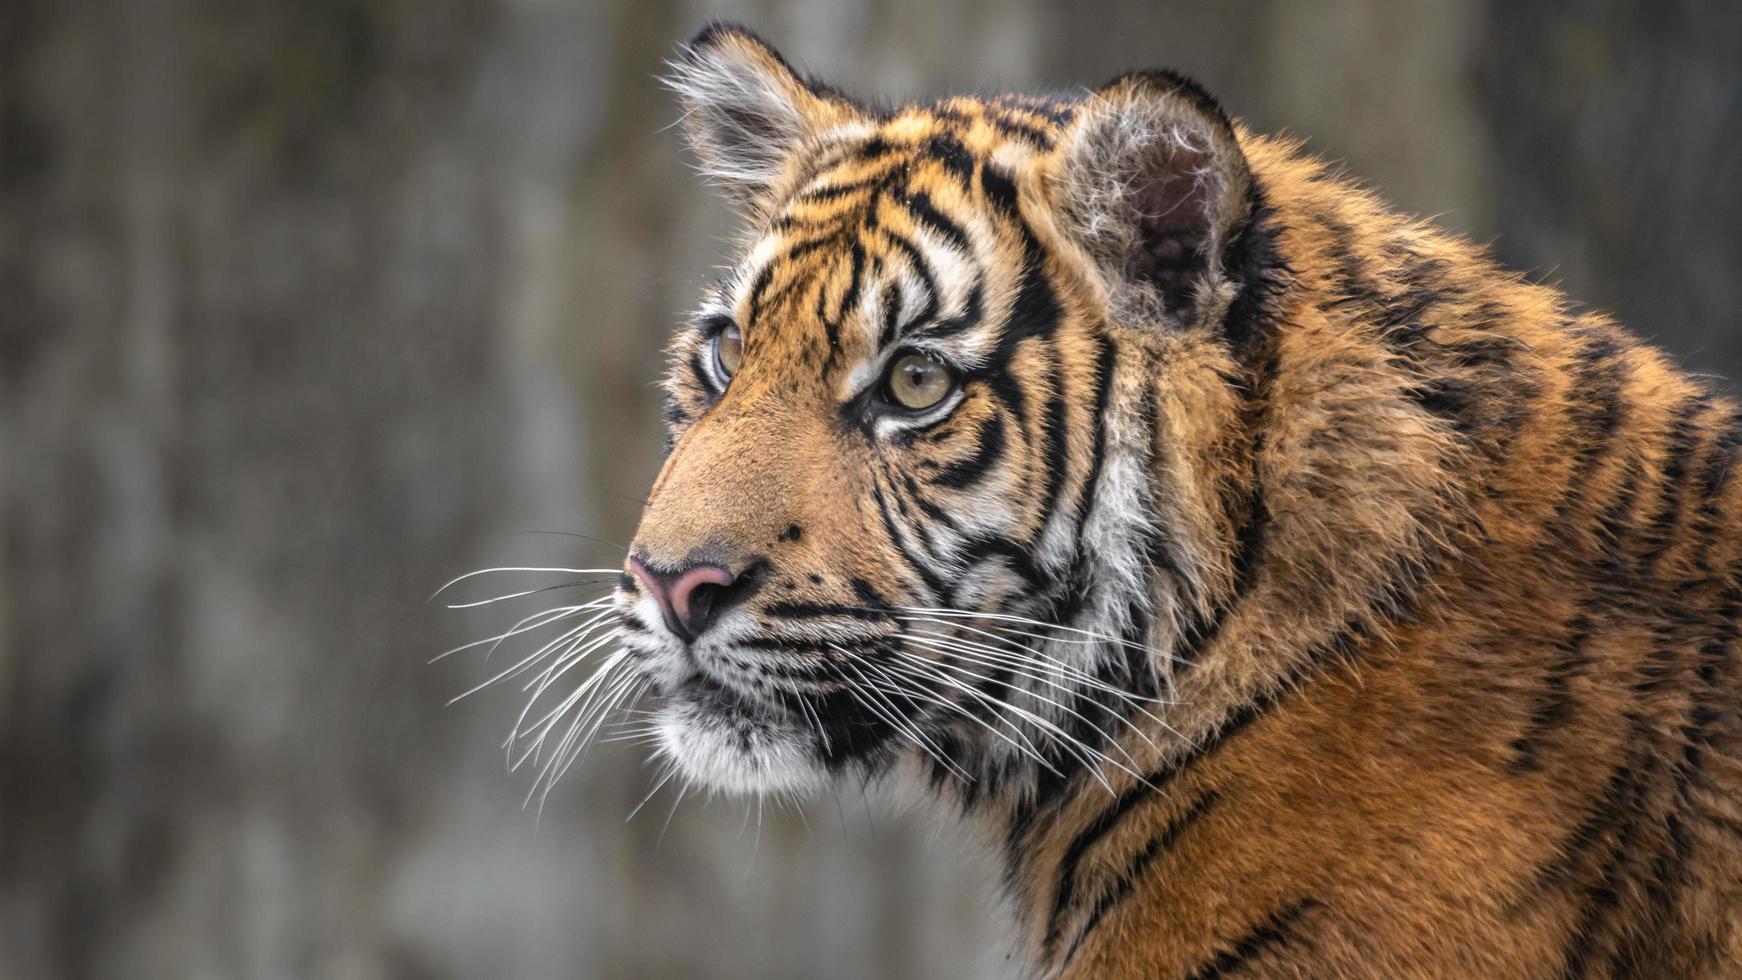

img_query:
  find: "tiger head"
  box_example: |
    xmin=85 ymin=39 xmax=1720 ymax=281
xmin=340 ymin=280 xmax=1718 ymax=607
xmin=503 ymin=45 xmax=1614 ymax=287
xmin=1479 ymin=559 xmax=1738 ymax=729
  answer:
xmin=617 ymin=24 xmax=1274 ymax=799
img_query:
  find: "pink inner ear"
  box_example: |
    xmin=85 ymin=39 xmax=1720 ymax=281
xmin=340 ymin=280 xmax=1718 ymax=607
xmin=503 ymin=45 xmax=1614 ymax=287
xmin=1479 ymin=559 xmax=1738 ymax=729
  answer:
xmin=1125 ymin=142 xmax=1218 ymax=308
xmin=1132 ymin=143 xmax=1213 ymax=234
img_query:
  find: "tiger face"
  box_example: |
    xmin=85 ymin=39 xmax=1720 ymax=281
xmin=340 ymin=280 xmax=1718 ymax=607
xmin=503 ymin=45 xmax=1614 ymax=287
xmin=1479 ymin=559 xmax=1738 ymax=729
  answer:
xmin=616 ymin=24 xmax=1261 ymax=798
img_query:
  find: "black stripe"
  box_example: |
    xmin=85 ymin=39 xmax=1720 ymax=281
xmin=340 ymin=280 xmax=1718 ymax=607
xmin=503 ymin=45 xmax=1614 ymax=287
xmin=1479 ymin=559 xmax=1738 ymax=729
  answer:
xmin=984 ymin=110 xmax=1054 ymax=148
xmin=985 ymin=362 xmax=1030 ymax=429
xmin=1552 ymin=723 xmax=1651 ymax=977
xmin=919 ymin=280 xmax=984 ymax=340
xmin=951 ymin=532 xmax=1048 ymax=591
xmin=870 ymin=477 xmax=952 ymax=603
xmin=826 ymin=241 xmax=867 ymax=355
xmin=685 ymin=345 xmax=714 ymax=394
xmin=776 ymin=230 xmax=848 ymax=266
xmin=920 ymin=133 xmax=975 ymax=183
xmin=1000 ymin=94 xmax=1074 ymax=126
xmin=1508 ymin=614 xmax=1593 ymax=773
xmin=1042 ymin=771 xmax=1198 ymax=954
xmin=849 ymin=577 xmax=892 ymax=610
xmin=1057 ymin=791 xmax=1221 ymax=964
xmin=1041 ymin=611 xmax=1381 ymax=928
xmin=1219 ymin=196 xmax=1288 ymax=357
xmin=904 ymin=474 xmax=962 ymax=535
xmin=796 ymin=176 xmax=883 ymax=202
xmin=1179 ymin=898 xmax=1318 ymax=980
xmin=879 ymin=228 xmax=941 ymax=331
xmin=879 ymin=462 xmax=937 ymax=556
xmin=1564 ymin=332 xmax=1628 ymax=488
xmin=745 ymin=263 xmax=776 ymax=322
xmin=1690 ymin=407 xmax=1742 ymax=576
xmin=898 ymin=189 xmax=971 ymax=252
xmin=1068 ymin=336 xmax=1118 ymax=543
xmin=878 ymin=280 xmax=902 ymax=349
xmin=807 ymin=677 xmax=900 ymax=770
xmin=763 ymin=601 xmax=892 ymax=622
xmin=990 ymin=245 xmax=1060 ymax=366
xmin=1034 ymin=344 xmax=1072 ymax=540
xmin=979 ymin=162 xmax=1020 ymax=213
xmin=1639 ymin=394 xmax=1709 ymax=570
xmin=987 ymin=261 xmax=1060 ymax=372
xmin=1407 ymin=378 xmax=1476 ymax=433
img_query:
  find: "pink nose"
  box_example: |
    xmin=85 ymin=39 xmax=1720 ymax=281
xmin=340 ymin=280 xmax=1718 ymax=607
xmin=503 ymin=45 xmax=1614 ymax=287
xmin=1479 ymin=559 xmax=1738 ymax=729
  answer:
xmin=627 ymin=557 xmax=738 ymax=642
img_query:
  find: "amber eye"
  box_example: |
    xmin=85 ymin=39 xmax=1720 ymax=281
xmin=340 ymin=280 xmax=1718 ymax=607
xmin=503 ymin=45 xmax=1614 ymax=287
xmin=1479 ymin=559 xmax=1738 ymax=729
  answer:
xmin=885 ymin=352 xmax=954 ymax=411
xmin=713 ymin=324 xmax=742 ymax=381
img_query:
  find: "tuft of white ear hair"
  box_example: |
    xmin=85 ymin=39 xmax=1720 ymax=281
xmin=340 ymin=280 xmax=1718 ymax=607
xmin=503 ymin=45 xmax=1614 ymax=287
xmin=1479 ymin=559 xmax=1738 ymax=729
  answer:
xmin=1056 ymin=72 xmax=1252 ymax=329
xmin=661 ymin=24 xmax=855 ymax=213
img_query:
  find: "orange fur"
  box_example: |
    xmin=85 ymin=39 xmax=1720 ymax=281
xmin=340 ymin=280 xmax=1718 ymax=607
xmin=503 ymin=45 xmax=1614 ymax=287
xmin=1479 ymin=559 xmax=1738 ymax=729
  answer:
xmin=620 ymin=25 xmax=1742 ymax=978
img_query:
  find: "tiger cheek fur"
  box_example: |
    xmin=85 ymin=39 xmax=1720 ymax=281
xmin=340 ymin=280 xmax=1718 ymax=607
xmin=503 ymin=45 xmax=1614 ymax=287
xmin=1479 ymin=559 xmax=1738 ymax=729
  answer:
xmin=610 ymin=22 xmax=1742 ymax=979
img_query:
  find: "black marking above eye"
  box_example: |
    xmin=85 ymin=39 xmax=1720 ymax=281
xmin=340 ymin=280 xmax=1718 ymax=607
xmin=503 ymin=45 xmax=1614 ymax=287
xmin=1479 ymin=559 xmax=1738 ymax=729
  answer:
xmin=698 ymin=313 xmax=734 ymax=338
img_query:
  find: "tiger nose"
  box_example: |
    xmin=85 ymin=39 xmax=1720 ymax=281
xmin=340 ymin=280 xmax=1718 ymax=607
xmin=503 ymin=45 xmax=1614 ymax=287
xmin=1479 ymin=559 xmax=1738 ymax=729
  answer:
xmin=627 ymin=557 xmax=740 ymax=643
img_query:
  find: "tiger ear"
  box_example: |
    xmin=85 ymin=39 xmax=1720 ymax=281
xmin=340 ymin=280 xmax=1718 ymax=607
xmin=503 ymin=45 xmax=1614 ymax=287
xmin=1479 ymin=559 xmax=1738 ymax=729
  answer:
xmin=664 ymin=24 xmax=857 ymax=214
xmin=1056 ymin=71 xmax=1254 ymax=330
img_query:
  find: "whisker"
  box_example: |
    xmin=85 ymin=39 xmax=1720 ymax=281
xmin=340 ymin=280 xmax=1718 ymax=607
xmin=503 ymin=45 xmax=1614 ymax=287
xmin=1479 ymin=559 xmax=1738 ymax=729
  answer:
xmin=899 ymin=625 xmax=1183 ymax=737
xmin=507 ymin=629 xmax=626 ymax=749
xmin=899 ymin=634 xmax=1164 ymax=755
xmin=513 ymin=648 xmax=633 ymax=771
xmin=545 ymin=672 xmax=646 ymax=802
xmin=836 ymin=654 xmax=971 ymax=783
xmin=882 ymin=657 xmax=1061 ymax=777
xmin=896 ymin=605 xmax=1188 ymax=665
xmin=659 ymin=780 xmax=691 ymax=848
xmin=428 ymin=600 xmax=605 ymax=664
xmin=430 ymin=566 xmax=624 ymax=600
xmin=904 ymin=622 xmax=1173 ymax=709
xmin=892 ymin=652 xmax=1125 ymax=794
xmin=447 ymin=611 xmax=620 ymax=706
xmin=627 ymin=763 xmax=680 ymax=823
xmin=857 ymin=659 xmax=975 ymax=783
xmin=444 ymin=579 xmax=618 ymax=609
xmin=524 ymin=653 xmax=638 ymax=809
xmin=900 ymin=639 xmax=1155 ymax=775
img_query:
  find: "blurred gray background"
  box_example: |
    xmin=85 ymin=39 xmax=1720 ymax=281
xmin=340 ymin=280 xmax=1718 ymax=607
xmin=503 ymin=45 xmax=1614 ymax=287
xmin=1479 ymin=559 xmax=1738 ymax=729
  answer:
xmin=3 ymin=1 xmax=1738 ymax=977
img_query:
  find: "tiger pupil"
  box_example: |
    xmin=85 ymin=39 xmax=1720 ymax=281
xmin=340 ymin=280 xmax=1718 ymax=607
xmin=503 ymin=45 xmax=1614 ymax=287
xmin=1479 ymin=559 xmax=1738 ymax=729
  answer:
xmin=888 ymin=353 xmax=951 ymax=410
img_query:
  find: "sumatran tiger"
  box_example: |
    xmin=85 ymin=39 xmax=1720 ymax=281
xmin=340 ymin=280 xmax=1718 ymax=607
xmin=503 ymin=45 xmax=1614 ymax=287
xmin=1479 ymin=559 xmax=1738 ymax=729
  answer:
xmin=477 ymin=23 xmax=1742 ymax=979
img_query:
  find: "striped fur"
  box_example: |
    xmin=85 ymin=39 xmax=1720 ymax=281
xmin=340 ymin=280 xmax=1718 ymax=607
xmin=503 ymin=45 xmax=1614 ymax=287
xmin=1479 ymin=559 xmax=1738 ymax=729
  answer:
xmin=615 ymin=24 xmax=1742 ymax=977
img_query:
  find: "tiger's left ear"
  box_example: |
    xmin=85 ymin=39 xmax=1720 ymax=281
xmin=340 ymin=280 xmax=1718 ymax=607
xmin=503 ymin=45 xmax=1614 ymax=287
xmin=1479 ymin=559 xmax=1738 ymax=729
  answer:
xmin=1055 ymin=71 xmax=1254 ymax=330
xmin=664 ymin=24 xmax=859 ymax=217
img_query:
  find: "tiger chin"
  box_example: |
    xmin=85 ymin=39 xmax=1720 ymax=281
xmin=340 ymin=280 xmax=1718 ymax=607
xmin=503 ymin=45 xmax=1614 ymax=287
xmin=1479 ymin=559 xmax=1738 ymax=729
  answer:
xmin=604 ymin=23 xmax=1742 ymax=979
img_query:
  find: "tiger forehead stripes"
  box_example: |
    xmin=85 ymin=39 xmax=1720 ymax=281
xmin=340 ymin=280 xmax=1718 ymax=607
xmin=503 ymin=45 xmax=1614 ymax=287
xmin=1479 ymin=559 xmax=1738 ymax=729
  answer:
xmin=605 ymin=22 xmax=1742 ymax=979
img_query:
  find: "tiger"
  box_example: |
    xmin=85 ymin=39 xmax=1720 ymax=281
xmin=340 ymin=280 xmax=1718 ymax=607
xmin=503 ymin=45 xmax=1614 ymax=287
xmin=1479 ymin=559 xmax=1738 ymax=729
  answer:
xmin=606 ymin=22 xmax=1742 ymax=979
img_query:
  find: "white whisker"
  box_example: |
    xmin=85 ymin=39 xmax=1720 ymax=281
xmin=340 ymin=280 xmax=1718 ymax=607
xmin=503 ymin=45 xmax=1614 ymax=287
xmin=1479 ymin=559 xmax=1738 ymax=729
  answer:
xmin=428 ymin=600 xmax=607 ymax=664
xmin=900 ymin=640 xmax=1152 ymax=780
xmin=883 ymin=657 xmax=1061 ymax=777
xmin=443 ymin=579 xmax=618 ymax=609
xmin=899 ymin=634 xmax=1164 ymax=756
xmin=893 ymin=652 xmax=1125 ymax=794
xmin=430 ymin=566 xmax=624 ymax=600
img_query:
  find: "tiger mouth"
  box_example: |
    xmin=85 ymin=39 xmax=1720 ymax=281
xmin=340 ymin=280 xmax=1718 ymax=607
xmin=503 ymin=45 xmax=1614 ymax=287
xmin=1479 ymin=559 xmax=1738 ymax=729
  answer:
xmin=652 ymin=644 xmax=907 ymax=778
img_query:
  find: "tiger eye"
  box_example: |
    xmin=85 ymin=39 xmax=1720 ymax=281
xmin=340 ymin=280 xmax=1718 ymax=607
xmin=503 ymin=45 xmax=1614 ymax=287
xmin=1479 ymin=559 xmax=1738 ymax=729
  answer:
xmin=886 ymin=352 xmax=953 ymax=410
xmin=714 ymin=324 xmax=742 ymax=379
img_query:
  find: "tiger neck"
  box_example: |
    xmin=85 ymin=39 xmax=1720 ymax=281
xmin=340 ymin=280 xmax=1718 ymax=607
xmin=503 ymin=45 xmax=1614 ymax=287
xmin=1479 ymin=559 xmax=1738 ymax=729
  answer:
xmin=972 ymin=151 xmax=1494 ymax=966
